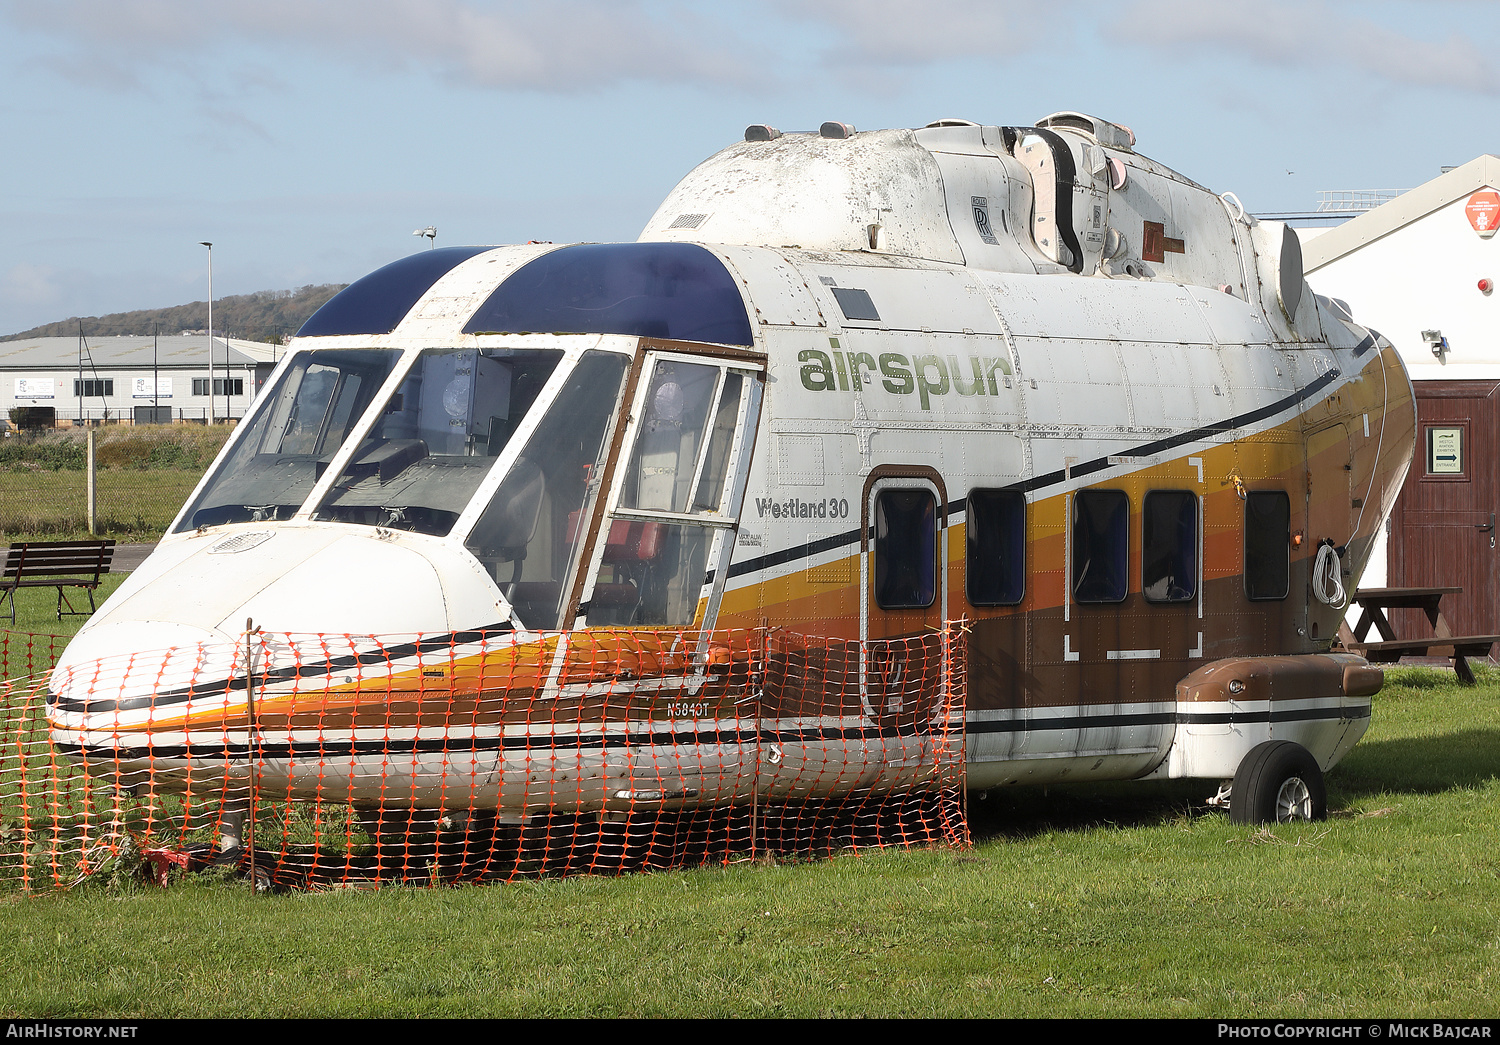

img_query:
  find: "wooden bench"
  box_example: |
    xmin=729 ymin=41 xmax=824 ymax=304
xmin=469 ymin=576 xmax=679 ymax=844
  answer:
xmin=1349 ymin=636 xmax=1500 ymax=684
xmin=1339 ymin=586 xmax=1499 ymax=685
xmin=1 ymin=540 xmax=116 ymax=624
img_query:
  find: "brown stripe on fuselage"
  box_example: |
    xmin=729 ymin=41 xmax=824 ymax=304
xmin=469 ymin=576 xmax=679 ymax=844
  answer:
xmin=717 ymin=343 xmax=1414 ymax=714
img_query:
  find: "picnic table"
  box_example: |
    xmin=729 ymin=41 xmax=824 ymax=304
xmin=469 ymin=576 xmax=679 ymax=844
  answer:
xmin=1341 ymin=586 xmax=1499 ymax=685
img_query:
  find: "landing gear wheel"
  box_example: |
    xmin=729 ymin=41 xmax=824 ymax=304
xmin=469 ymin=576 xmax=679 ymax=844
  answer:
xmin=1229 ymin=740 xmax=1326 ymax=825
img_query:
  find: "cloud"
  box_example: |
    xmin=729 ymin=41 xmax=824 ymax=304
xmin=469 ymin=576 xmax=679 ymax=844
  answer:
xmin=0 ymin=0 xmax=762 ymax=92
xmin=7 ymin=0 xmax=1494 ymax=100
xmin=775 ymin=0 xmax=1077 ymax=66
xmin=0 ymin=264 xmax=64 ymax=312
xmin=1114 ymin=0 xmax=1500 ymax=95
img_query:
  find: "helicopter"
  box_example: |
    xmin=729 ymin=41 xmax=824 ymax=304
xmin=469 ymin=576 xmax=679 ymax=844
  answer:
xmin=46 ymin=112 xmax=1413 ymax=837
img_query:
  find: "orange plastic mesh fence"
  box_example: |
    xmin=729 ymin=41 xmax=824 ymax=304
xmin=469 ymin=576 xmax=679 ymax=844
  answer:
xmin=2 ymin=624 xmax=968 ymax=891
xmin=0 ymin=631 xmax=66 ymax=682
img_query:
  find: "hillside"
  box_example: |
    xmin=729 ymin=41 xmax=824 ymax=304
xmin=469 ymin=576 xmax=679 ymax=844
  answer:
xmin=3 ymin=284 xmax=347 ymax=344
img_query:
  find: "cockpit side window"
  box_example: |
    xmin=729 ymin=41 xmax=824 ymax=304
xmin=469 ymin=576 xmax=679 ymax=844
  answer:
xmin=617 ymin=361 xmax=721 ymax=514
xmin=583 ymin=354 xmax=761 ymax=629
xmin=462 ymin=351 xmax=631 ymax=629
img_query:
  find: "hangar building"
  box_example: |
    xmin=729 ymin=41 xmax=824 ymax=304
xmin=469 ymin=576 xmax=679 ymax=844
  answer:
xmin=1 ymin=335 xmax=279 ymax=427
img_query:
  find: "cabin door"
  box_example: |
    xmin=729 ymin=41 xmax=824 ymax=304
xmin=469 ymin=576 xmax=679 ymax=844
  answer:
xmin=574 ymin=348 xmax=764 ymax=632
xmin=1303 ymin=419 xmax=1353 ymax=641
xmin=857 ymin=470 xmax=948 ymax=722
xmin=1388 ymin=380 xmax=1500 ymax=640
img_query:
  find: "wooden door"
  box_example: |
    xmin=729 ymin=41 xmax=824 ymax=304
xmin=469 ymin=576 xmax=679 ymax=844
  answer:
xmin=1388 ymin=380 xmax=1500 ymax=640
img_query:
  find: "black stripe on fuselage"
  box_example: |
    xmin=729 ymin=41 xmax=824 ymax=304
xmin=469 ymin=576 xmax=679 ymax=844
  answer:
xmin=47 ymin=622 xmax=515 ymax=714
xmin=57 ymin=701 xmax=1367 ymax=762
xmin=966 ymin=702 xmax=1370 ymax=734
xmin=728 ymin=364 xmax=1345 ymax=579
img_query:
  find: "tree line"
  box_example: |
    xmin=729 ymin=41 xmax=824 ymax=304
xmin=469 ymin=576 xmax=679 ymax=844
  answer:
xmin=2 ymin=284 xmax=348 ymax=344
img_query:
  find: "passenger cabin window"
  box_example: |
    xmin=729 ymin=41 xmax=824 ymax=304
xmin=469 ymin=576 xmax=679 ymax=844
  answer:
xmin=1244 ymin=490 xmax=1291 ymax=601
xmin=966 ymin=489 xmax=1025 ymax=606
xmin=1142 ymin=491 xmax=1197 ymax=603
xmin=1072 ymin=489 xmax=1128 ymax=603
xmin=875 ymin=489 xmax=937 ymax=609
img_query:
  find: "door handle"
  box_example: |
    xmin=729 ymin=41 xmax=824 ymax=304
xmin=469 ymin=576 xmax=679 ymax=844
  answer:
xmin=1478 ymin=513 xmax=1495 ymax=533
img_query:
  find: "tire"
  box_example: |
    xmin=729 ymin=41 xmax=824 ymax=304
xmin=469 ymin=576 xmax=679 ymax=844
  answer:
xmin=1229 ymin=740 xmax=1327 ymax=825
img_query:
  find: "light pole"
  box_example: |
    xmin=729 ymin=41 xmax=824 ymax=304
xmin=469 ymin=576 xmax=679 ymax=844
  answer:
xmin=200 ymin=241 xmax=214 ymax=422
xmin=413 ymin=226 xmax=437 ymax=249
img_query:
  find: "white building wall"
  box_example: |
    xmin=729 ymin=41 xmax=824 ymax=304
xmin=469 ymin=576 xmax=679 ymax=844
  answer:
xmin=1305 ymin=190 xmax=1500 ymax=597
xmin=5 ymin=369 xmax=257 ymax=421
xmin=1306 ymin=195 xmax=1500 ymax=381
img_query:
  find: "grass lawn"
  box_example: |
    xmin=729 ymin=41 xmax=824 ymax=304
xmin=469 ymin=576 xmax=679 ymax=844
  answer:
xmin=0 ymin=662 xmax=1494 ymax=1017
xmin=1 ymin=574 xmax=130 ymax=642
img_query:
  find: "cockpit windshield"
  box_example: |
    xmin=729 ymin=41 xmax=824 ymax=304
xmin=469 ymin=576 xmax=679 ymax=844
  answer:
xmin=177 ymin=349 xmax=400 ymax=530
xmin=312 ymin=349 xmax=563 ymax=535
xmin=175 ymin=345 xmax=634 ymax=630
xmin=176 ymin=347 xmax=570 ymax=536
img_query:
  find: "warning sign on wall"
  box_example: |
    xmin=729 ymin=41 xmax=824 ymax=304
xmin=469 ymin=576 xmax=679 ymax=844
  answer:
xmin=1465 ymin=190 xmax=1500 ymax=237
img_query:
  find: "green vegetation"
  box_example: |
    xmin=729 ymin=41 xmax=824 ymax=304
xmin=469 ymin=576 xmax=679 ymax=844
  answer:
xmin=1 ymin=575 xmax=129 ymax=637
xmin=0 ymin=426 xmax=229 ymax=542
xmin=0 ymin=665 xmax=1493 ymax=1017
xmin=0 ymin=425 xmax=232 ymax=471
xmin=3 ymin=285 xmax=346 ymax=345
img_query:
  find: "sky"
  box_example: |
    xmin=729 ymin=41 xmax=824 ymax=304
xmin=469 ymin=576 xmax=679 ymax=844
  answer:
xmin=2 ymin=0 xmax=1498 ymax=336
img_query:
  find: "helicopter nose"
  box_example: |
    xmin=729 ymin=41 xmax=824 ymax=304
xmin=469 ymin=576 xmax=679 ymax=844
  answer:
xmin=48 ymin=619 xmax=229 ymax=717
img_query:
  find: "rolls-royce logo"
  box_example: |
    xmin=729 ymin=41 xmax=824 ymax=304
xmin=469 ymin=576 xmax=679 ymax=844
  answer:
xmin=971 ymin=196 xmax=998 ymax=245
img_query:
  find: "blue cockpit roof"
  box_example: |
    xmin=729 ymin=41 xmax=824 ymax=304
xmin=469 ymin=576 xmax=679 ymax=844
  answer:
xmin=297 ymin=246 xmax=492 ymax=337
xmin=463 ymin=243 xmax=752 ymax=346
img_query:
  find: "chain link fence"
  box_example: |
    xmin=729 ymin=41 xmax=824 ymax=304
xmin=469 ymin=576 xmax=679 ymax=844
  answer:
xmin=0 ymin=424 xmax=231 ymax=541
